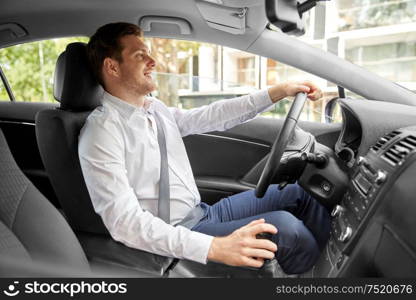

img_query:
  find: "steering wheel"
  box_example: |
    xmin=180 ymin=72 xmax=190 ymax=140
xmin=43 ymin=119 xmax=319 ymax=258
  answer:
xmin=255 ymin=92 xmax=308 ymax=198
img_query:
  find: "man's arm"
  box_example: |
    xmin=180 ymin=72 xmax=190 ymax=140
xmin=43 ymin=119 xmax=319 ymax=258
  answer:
xmin=78 ymin=114 xmax=213 ymax=264
xmin=168 ymin=90 xmax=272 ymax=137
xmin=169 ymin=81 xmax=322 ymax=137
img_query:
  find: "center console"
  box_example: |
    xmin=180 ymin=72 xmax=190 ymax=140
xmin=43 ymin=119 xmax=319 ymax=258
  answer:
xmin=313 ymin=129 xmax=416 ymax=277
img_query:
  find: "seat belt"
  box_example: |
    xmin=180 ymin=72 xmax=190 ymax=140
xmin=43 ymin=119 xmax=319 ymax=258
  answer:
xmin=153 ymin=111 xmax=170 ymax=223
xmin=152 ymin=111 xmax=206 ymax=229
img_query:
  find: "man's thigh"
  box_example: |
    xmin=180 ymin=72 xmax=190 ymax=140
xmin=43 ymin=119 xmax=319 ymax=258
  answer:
xmin=196 ymin=183 xmax=330 ymax=250
xmin=206 ymin=183 xmax=310 ymax=223
xmin=192 ymin=210 xmax=296 ymax=237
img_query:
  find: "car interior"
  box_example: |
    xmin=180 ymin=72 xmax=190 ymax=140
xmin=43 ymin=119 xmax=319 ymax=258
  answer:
xmin=1 ymin=0 xmax=416 ymax=277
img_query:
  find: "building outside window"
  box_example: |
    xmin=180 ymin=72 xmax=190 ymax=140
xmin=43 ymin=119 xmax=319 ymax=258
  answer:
xmin=336 ymin=0 xmax=416 ymax=31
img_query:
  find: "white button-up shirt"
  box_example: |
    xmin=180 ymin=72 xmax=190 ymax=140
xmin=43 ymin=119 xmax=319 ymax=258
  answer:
xmin=78 ymin=89 xmax=273 ymax=264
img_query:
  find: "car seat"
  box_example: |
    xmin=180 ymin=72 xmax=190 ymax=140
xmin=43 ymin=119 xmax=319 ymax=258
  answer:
xmin=0 ymin=128 xmax=90 ymax=276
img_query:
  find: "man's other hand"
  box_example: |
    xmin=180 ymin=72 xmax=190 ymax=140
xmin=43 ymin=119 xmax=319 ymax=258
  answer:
xmin=268 ymin=80 xmax=323 ymax=103
xmin=207 ymin=218 xmax=278 ymax=268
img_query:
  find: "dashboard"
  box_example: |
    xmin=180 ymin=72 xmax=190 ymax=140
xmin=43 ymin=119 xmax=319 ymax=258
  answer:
xmin=335 ymin=98 xmax=416 ymax=164
xmin=313 ymin=98 xmax=416 ymax=277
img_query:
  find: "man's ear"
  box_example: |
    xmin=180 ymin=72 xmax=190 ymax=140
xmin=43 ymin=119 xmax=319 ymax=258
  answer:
xmin=103 ymin=57 xmax=120 ymax=78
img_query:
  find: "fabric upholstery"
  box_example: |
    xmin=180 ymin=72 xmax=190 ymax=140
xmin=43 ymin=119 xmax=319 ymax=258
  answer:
xmin=0 ymin=129 xmax=90 ymax=273
xmin=53 ymin=42 xmax=104 ymax=111
xmin=36 ymin=109 xmax=108 ymax=234
xmin=0 ymin=220 xmax=31 ymax=260
xmin=0 ymin=133 xmax=29 ymax=227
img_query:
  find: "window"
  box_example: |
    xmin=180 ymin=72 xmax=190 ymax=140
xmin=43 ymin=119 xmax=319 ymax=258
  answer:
xmin=267 ymin=0 xmax=416 ymax=116
xmin=336 ymin=0 xmax=416 ymax=31
xmin=147 ymin=37 xmax=333 ymax=123
xmin=0 ymin=37 xmax=88 ymax=102
xmin=236 ymin=56 xmax=255 ymax=87
xmin=344 ymin=35 xmax=416 ymax=90
xmin=0 ymin=66 xmax=10 ymax=101
xmin=322 ymin=0 xmax=416 ymax=91
xmin=0 ymin=35 xmax=337 ymax=123
xmin=148 ymin=38 xmax=258 ymax=110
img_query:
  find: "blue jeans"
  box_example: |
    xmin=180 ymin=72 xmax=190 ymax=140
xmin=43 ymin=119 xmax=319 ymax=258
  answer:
xmin=191 ymin=183 xmax=330 ymax=274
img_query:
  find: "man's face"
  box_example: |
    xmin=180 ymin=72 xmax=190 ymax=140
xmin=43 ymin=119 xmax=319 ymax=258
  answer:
xmin=115 ymin=34 xmax=156 ymax=96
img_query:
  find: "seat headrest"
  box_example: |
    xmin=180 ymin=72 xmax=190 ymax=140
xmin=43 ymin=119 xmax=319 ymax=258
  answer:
xmin=54 ymin=42 xmax=104 ymax=111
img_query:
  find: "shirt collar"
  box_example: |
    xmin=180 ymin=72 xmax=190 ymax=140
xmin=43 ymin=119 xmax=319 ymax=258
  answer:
xmin=102 ymin=90 xmax=154 ymax=120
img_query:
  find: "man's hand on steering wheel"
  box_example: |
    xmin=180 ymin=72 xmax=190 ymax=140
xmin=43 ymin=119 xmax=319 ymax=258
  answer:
xmin=268 ymin=80 xmax=323 ymax=103
xmin=255 ymin=81 xmax=323 ymax=199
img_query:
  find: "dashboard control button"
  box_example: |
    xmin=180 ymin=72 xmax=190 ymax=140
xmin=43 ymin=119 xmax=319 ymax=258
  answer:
xmin=360 ymin=159 xmax=377 ymax=174
xmin=331 ymin=205 xmax=344 ymax=217
xmin=357 ymin=156 xmax=365 ymax=165
xmin=375 ymin=170 xmax=387 ymax=185
xmin=321 ymin=181 xmax=332 ymax=193
xmin=339 ymin=226 xmax=352 ymax=243
xmin=354 ymin=173 xmax=372 ymax=194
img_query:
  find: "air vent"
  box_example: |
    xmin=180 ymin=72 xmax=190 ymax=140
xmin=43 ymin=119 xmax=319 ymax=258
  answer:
xmin=371 ymin=130 xmax=401 ymax=152
xmin=382 ymin=134 xmax=416 ymax=166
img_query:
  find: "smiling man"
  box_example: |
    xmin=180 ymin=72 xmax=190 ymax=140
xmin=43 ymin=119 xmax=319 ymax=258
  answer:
xmin=79 ymin=22 xmax=330 ymax=274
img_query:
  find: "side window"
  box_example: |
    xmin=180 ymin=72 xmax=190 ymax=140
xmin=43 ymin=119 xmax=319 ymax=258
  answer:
xmin=0 ymin=37 xmax=88 ymax=102
xmin=0 ymin=66 xmax=11 ymax=102
xmin=147 ymin=37 xmax=334 ymax=123
xmin=147 ymin=39 xmax=257 ymax=110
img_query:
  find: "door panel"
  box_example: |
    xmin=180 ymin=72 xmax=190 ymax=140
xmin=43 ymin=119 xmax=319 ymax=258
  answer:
xmin=184 ymin=117 xmax=342 ymax=204
xmin=195 ymin=176 xmax=255 ymax=205
xmin=183 ymin=133 xmax=270 ymax=178
xmin=0 ymin=102 xmax=60 ymax=208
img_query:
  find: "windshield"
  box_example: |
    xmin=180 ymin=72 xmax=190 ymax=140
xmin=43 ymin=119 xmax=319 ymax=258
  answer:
xmin=291 ymin=0 xmax=416 ymax=93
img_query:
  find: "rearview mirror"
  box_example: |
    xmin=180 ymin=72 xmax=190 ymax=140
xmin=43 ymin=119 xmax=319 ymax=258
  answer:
xmin=265 ymin=0 xmax=329 ymax=36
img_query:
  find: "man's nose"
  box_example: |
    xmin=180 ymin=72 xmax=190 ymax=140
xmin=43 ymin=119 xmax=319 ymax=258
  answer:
xmin=147 ymin=55 xmax=156 ymax=68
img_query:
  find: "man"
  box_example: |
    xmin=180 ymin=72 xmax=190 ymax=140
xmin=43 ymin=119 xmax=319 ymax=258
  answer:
xmin=79 ymin=22 xmax=330 ymax=274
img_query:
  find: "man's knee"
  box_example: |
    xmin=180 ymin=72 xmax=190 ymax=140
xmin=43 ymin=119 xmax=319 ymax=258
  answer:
xmin=270 ymin=183 xmax=311 ymax=210
xmin=286 ymin=183 xmax=310 ymax=203
xmin=272 ymin=213 xmax=320 ymax=274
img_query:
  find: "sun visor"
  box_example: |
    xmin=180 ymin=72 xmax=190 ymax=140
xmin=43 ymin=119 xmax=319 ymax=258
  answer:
xmin=196 ymin=0 xmax=248 ymax=34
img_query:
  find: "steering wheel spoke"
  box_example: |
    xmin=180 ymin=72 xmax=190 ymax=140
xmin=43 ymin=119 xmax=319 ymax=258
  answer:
xmin=255 ymin=92 xmax=311 ymax=198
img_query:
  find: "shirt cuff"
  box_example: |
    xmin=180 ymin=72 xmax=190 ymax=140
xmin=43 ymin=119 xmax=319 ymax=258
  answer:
xmin=251 ymin=89 xmax=274 ymax=113
xmin=181 ymin=229 xmax=214 ymax=264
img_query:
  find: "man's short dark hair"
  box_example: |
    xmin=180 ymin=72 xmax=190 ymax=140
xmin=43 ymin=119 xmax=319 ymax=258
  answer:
xmin=86 ymin=22 xmax=143 ymax=86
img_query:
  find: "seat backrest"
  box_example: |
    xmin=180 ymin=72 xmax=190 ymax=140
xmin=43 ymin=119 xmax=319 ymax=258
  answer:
xmin=0 ymin=128 xmax=90 ymax=274
xmin=36 ymin=42 xmax=108 ymax=234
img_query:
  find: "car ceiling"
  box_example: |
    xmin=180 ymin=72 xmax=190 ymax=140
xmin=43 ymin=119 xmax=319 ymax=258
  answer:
xmin=0 ymin=0 xmax=268 ymax=51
